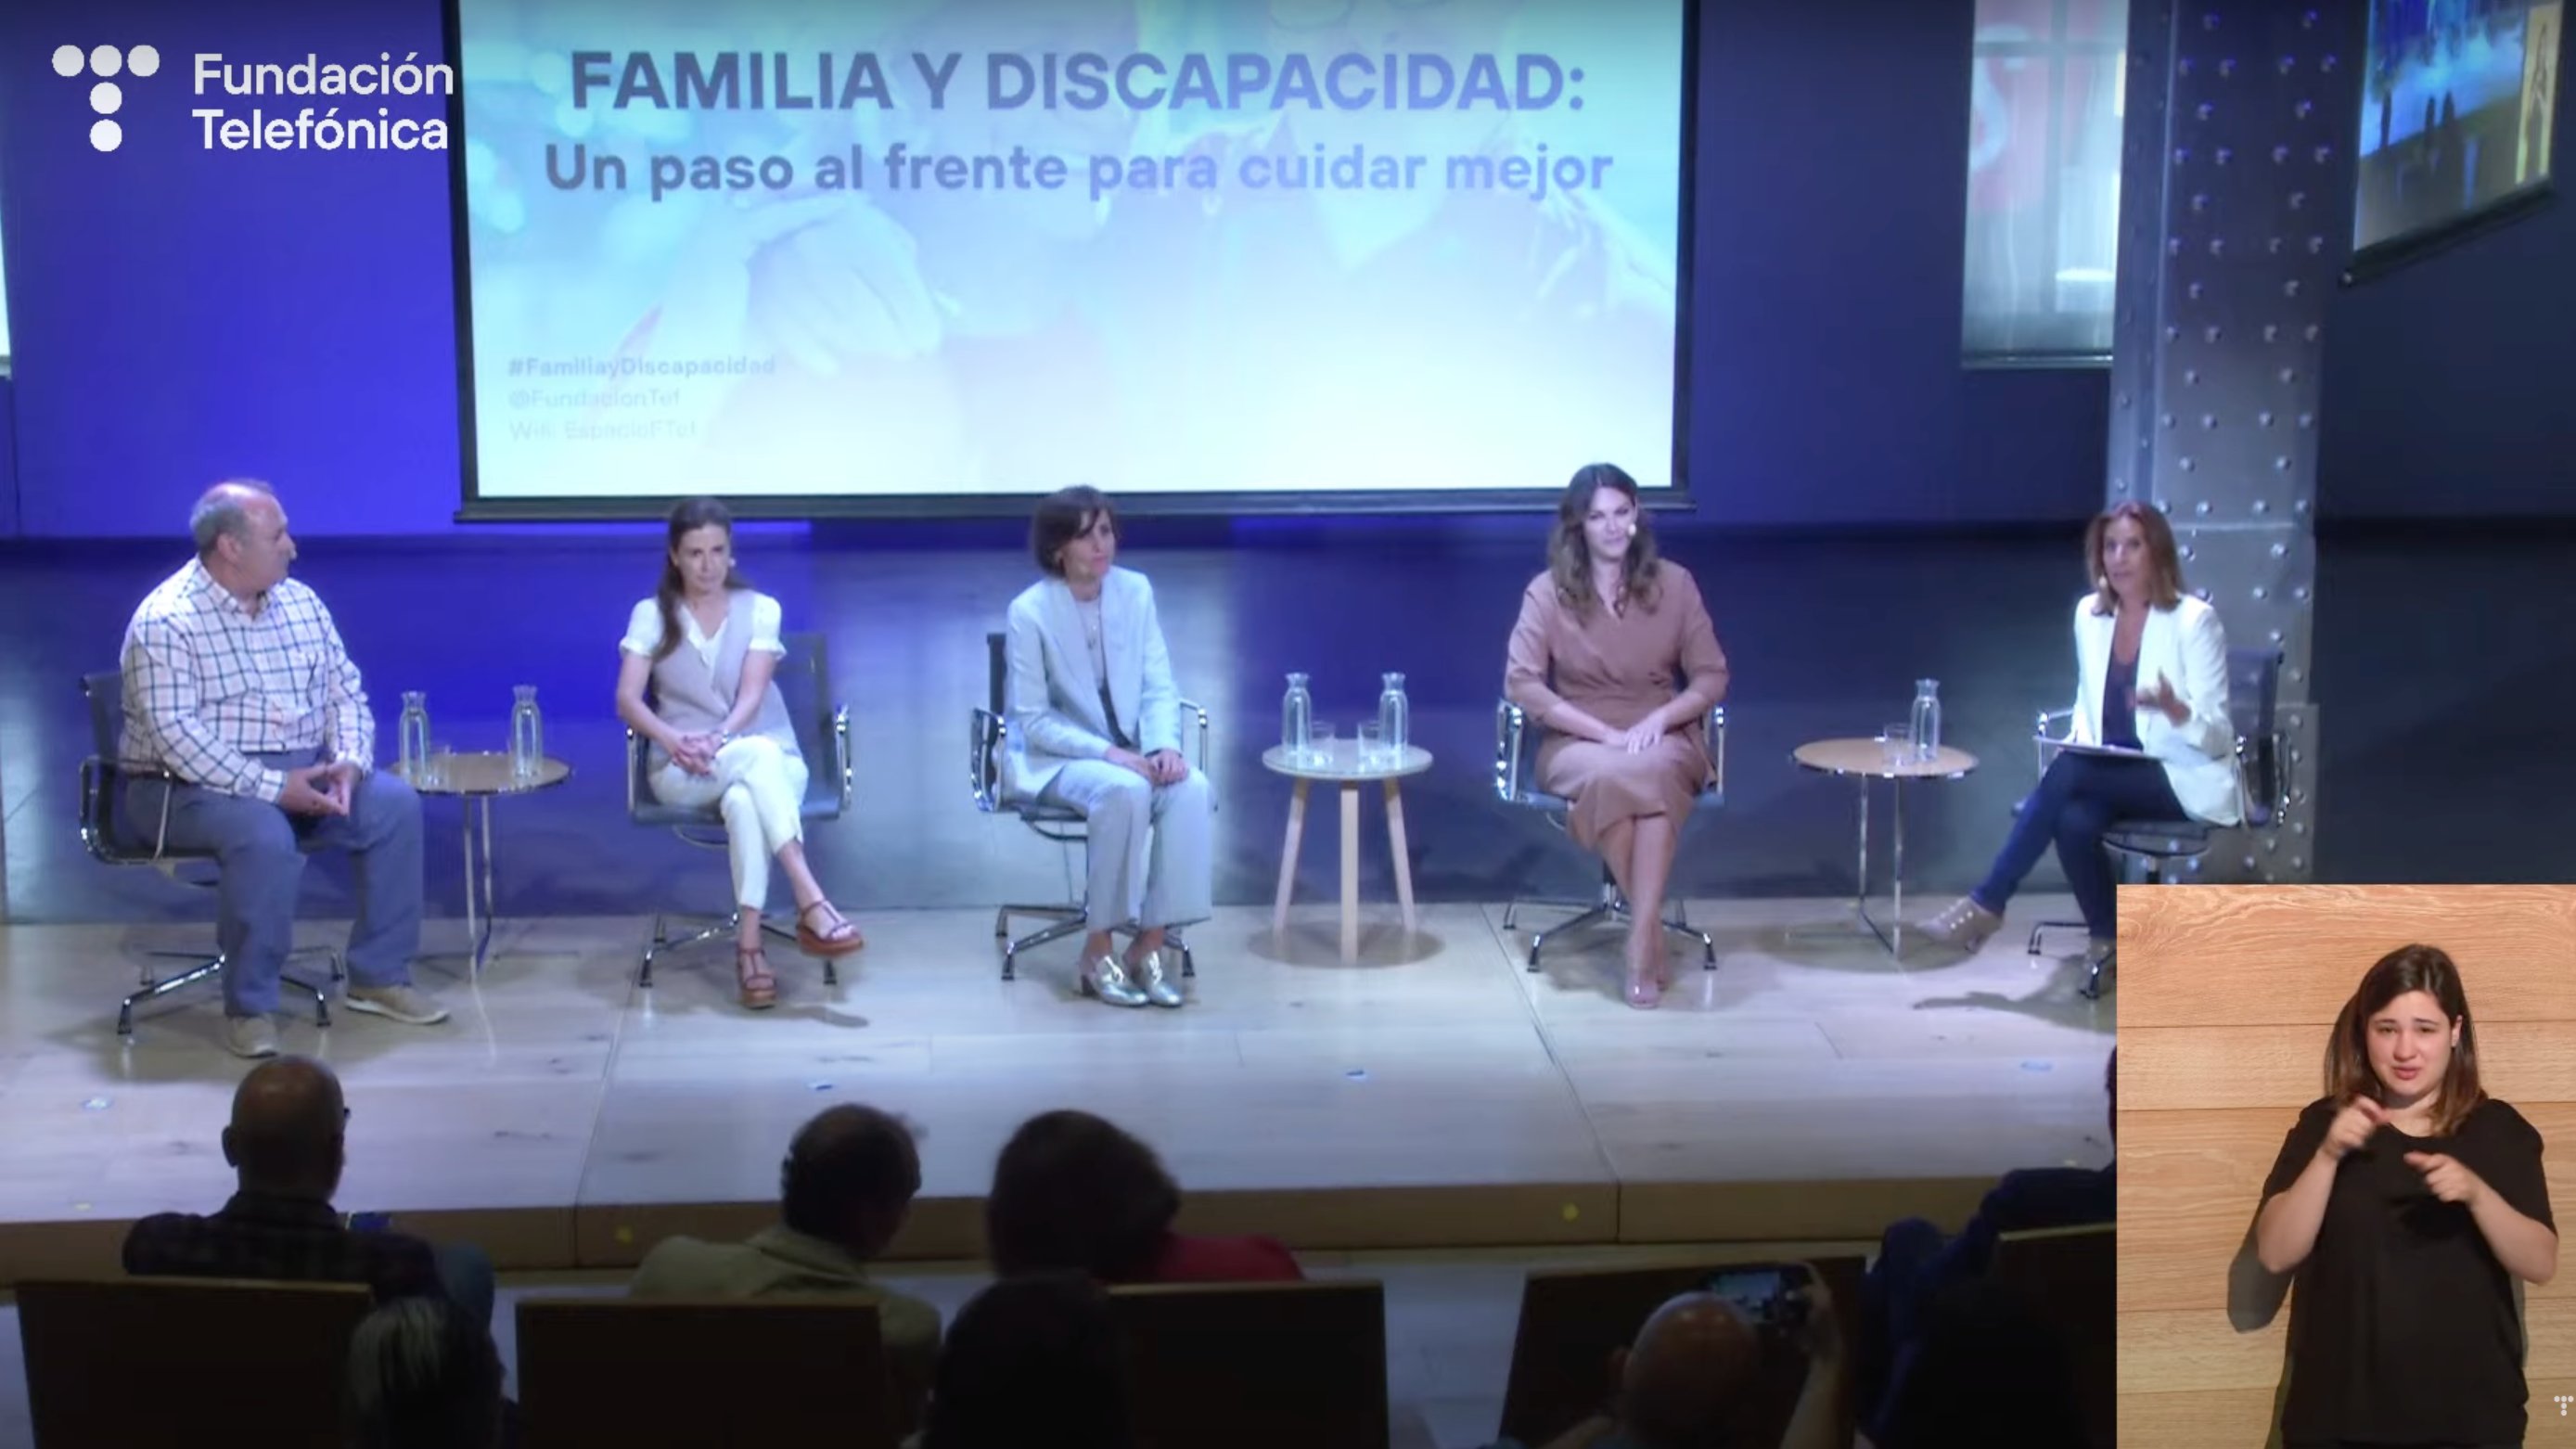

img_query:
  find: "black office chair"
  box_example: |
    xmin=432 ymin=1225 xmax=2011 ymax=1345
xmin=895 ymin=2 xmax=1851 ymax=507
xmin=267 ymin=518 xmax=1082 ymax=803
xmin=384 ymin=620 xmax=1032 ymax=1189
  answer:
xmin=2029 ymin=646 xmax=2289 ymax=999
xmin=970 ymin=631 xmax=1210 ymax=981
xmin=1493 ymin=697 xmax=1725 ymax=972
xmin=78 ymin=671 xmax=341 ymax=1037
xmin=627 ymin=632 xmax=853 ymax=989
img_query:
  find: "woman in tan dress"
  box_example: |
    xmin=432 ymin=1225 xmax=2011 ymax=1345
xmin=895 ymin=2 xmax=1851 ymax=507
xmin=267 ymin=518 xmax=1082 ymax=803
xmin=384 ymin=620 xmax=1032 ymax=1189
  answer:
xmin=1506 ymin=464 xmax=1730 ymax=1008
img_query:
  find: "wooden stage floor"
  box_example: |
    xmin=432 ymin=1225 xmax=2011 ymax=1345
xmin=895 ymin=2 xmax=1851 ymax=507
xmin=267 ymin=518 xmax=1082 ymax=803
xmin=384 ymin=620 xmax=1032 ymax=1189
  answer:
xmin=0 ymin=894 xmax=2114 ymax=1284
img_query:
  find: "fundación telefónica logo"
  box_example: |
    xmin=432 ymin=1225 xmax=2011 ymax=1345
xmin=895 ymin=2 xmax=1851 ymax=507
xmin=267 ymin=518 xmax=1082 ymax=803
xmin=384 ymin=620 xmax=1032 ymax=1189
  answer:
xmin=52 ymin=43 xmax=162 ymax=152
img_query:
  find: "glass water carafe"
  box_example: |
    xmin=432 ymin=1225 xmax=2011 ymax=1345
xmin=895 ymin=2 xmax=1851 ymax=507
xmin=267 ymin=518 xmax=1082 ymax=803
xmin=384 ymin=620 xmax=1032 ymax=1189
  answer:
xmin=398 ymin=691 xmax=430 ymax=782
xmin=1282 ymin=673 xmax=1314 ymax=760
xmin=1909 ymin=679 xmax=1942 ymax=762
xmin=508 ymin=686 xmax=545 ymax=780
xmin=1378 ymin=672 xmax=1409 ymax=756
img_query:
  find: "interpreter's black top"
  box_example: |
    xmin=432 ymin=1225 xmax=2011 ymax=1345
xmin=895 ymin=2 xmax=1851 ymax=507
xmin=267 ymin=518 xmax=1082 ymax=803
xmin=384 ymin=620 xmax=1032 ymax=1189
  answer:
xmin=2262 ymin=1094 xmax=2554 ymax=1444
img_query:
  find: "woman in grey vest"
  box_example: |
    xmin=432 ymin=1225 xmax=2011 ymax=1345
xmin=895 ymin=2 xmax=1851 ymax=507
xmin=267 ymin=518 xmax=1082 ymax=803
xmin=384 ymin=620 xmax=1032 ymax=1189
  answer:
xmin=615 ymin=498 xmax=865 ymax=1008
xmin=1002 ymin=487 xmax=1213 ymax=1007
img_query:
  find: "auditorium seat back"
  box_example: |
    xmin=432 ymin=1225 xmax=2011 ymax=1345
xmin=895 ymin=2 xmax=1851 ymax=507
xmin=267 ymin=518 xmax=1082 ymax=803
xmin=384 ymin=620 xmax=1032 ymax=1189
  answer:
xmin=1108 ymin=1278 xmax=1390 ymax=1449
xmin=1993 ymin=1222 xmax=2114 ymax=1449
xmin=513 ymin=1296 xmax=897 ymax=1449
xmin=1498 ymin=1252 xmax=1867 ymax=1449
xmin=18 ymin=1276 xmax=373 ymax=1449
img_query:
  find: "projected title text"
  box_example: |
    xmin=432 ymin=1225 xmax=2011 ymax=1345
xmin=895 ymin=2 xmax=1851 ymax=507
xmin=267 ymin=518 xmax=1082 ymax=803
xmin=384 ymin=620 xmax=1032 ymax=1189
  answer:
xmin=552 ymin=49 xmax=1615 ymax=205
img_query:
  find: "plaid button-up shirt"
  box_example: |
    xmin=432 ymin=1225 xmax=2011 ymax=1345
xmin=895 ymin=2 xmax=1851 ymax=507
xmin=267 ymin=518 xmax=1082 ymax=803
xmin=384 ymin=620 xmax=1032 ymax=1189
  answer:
xmin=120 ymin=558 xmax=374 ymax=803
xmin=122 ymin=1190 xmax=445 ymax=1304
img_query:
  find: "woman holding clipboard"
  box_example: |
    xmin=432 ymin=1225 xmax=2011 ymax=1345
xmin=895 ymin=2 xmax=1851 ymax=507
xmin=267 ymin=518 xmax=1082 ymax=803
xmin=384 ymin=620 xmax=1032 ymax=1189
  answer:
xmin=1919 ymin=501 xmax=2243 ymax=976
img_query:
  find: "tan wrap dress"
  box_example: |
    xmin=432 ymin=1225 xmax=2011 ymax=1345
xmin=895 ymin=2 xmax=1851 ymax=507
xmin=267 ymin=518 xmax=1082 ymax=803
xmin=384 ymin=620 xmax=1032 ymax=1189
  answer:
xmin=1503 ymin=562 xmax=1729 ymax=850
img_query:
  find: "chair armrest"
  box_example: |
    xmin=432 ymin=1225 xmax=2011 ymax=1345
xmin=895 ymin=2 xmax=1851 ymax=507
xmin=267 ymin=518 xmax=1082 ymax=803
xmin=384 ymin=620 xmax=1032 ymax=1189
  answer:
xmin=2034 ymin=707 xmax=2078 ymax=777
xmin=1704 ymin=703 xmax=1726 ymax=799
xmin=78 ymin=757 xmax=119 ymax=863
xmin=83 ymin=756 xmax=185 ymax=862
xmin=624 ymin=727 xmax=647 ymax=819
xmin=830 ymin=705 xmax=853 ymax=813
xmin=1177 ymin=699 xmax=1211 ymax=773
xmin=1494 ymin=698 xmax=1530 ymax=804
xmin=969 ymin=707 xmax=1006 ymax=813
xmin=1177 ymin=698 xmax=1213 ymax=813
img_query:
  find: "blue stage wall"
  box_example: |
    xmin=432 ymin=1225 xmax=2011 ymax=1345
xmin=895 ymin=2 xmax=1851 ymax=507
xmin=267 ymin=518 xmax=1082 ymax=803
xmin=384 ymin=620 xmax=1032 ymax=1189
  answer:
xmin=2316 ymin=177 xmax=2576 ymax=520
xmin=0 ymin=0 xmax=2110 ymax=539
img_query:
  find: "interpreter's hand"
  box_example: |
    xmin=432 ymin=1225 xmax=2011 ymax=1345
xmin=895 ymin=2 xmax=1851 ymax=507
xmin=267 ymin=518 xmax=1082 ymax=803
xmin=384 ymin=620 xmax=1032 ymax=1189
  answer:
xmin=1146 ymin=749 xmax=1188 ymax=785
xmin=2403 ymin=1151 xmax=2490 ymax=1208
xmin=2135 ymin=673 xmax=2190 ymax=724
xmin=1106 ymin=747 xmax=1155 ymax=781
xmin=2319 ymin=1096 xmax=2389 ymax=1162
xmin=1621 ymin=715 xmax=1668 ymax=754
xmin=279 ymin=763 xmax=347 ymax=817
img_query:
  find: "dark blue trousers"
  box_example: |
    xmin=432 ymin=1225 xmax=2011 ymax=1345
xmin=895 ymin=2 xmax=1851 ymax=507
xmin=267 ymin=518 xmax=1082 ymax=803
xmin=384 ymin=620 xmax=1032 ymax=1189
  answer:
xmin=1973 ymin=751 xmax=2186 ymax=939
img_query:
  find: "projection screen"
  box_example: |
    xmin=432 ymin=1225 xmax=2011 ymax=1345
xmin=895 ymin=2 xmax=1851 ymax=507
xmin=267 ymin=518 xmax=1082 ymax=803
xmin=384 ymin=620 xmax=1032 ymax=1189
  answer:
xmin=444 ymin=0 xmax=1694 ymax=517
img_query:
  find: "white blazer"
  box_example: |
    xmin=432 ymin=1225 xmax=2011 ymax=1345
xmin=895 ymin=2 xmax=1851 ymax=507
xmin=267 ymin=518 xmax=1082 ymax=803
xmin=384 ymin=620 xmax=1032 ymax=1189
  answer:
xmin=1003 ymin=567 xmax=1182 ymax=801
xmin=2069 ymin=592 xmax=2245 ymax=827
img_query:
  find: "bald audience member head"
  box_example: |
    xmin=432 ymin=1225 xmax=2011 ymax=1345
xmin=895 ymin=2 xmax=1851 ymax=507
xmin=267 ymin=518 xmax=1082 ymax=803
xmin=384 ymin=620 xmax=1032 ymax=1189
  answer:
xmin=191 ymin=479 xmax=296 ymax=598
xmin=221 ymin=1056 xmax=348 ymax=1200
xmin=779 ymin=1104 xmax=921 ymax=1261
xmin=1608 ymin=1290 xmax=1763 ymax=1448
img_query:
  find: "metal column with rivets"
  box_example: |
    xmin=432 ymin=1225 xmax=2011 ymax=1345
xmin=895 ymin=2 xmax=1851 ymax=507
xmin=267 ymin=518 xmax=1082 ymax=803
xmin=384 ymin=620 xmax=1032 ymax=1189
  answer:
xmin=2104 ymin=0 xmax=2360 ymax=883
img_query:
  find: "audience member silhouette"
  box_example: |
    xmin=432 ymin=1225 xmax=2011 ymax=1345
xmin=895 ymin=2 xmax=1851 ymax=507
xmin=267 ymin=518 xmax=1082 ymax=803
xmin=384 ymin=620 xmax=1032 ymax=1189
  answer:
xmin=919 ymin=1272 xmax=1134 ymax=1449
xmin=1867 ymin=1276 xmax=2089 ymax=1449
xmin=1860 ymin=1049 xmax=2114 ymax=1432
xmin=122 ymin=1056 xmax=495 ymax=1326
xmin=1487 ymin=1274 xmax=1847 ymax=1449
xmin=985 ymin=1109 xmax=1301 ymax=1285
xmin=629 ymin=1103 xmax=942 ymax=1434
xmin=345 ymin=1295 xmax=511 ymax=1449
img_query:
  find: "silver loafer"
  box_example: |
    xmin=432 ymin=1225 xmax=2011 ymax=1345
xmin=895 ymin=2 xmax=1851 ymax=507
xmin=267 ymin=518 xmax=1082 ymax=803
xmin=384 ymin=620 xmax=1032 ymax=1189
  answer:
xmin=1134 ymin=950 xmax=1185 ymax=1008
xmin=1080 ymin=956 xmax=1149 ymax=1008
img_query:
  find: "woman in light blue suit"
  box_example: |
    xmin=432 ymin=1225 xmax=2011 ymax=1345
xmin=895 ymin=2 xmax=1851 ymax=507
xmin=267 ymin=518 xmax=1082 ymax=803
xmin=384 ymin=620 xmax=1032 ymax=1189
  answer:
xmin=1923 ymin=501 xmax=2245 ymax=977
xmin=1004 ymin=486 xmax=1213 ymax=1008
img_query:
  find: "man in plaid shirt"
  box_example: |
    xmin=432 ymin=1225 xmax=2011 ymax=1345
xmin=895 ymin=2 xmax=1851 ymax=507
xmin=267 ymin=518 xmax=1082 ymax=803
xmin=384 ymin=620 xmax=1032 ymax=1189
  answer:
xmin=123 ymin=1056 xmax=495 ymax=1328
xmin=121 ymin=481 xmax=448 ymax=1058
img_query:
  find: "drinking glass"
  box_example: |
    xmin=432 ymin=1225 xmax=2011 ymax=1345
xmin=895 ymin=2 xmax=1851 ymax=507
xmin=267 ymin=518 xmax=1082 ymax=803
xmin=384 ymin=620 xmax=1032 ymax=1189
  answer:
xmin=1879 ymin=724 xmax=1913 ymax=772
xmin=1357 ymin=722 xmax=1385 ymax=766
xmin=1308 ymin=722 xmax=1339 ymax=767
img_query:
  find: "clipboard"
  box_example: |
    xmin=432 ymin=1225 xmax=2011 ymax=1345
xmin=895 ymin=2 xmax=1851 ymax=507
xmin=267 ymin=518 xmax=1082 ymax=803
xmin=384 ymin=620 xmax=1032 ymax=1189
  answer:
xmin=2035 ymin=735 xmax=2153 ymax=761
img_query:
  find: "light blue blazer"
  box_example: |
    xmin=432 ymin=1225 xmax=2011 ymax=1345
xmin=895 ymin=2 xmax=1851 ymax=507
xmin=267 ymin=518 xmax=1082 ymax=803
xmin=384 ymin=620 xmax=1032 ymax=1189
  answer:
xmin=1003 ymin=567 xmax=1182 ymax=801
xmin=2069 ymin=591 xmax=2245 ymax=827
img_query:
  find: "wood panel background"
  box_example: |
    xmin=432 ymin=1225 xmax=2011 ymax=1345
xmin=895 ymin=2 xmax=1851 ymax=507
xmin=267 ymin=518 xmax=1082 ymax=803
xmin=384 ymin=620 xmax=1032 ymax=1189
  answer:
xmin=2119 ymin=885 xmax=2576 ymax=1446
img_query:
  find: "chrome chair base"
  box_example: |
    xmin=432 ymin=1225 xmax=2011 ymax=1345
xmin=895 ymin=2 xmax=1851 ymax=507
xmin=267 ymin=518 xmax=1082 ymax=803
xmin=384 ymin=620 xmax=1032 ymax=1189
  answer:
xmin=2027 ymin=925 xmax=2116 ymax=1000
xmin=1503 ymin=887 xmax=1717 ymax=973
xmin=639 ymin=912 xmax=833 ymax=990
xmin=2028 ymin=841 xmax=2202 ymax=999
xmin=993 ymin=904 xmax=1194 ymax=982
xmin=118 ymin=946 xmax=342 ymax=1038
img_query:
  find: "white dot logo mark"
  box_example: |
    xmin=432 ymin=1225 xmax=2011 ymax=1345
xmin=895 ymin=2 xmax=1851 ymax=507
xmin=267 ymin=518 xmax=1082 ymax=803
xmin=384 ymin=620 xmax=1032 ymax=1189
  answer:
xmin=58 ymin=43 xmax=157 ymax=151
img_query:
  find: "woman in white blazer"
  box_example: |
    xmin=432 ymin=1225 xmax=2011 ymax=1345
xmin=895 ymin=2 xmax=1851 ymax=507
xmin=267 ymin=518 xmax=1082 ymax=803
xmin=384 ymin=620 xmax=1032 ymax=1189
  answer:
xmin=1924 ymin=502 xmax=2243 ymax=974
xmin=1003 ymin=487 xmax=1213 ymax=1008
